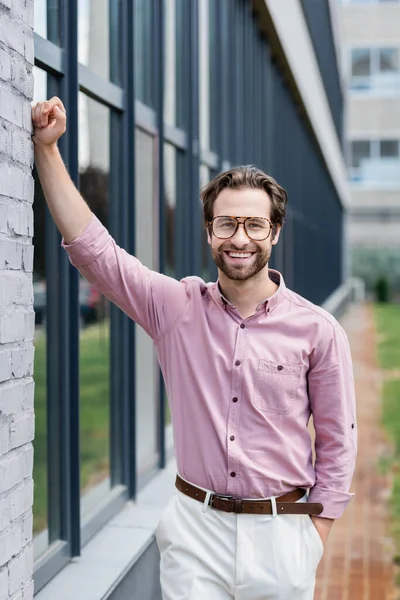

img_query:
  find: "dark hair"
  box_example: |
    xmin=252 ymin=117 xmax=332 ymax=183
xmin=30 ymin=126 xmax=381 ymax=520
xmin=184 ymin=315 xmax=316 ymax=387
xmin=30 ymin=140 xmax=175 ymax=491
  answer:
xmin=201 ymin=165 xmax=288 ymax=238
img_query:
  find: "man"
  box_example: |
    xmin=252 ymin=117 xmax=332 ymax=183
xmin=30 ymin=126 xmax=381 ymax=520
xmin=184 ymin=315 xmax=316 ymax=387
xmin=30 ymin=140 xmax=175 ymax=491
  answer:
xmin=32 ymin=97 xmax=357 ymax=600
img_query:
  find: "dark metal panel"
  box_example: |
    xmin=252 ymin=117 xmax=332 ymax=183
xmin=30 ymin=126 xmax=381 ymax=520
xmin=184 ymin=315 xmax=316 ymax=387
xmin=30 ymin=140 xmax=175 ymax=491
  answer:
xmin=164 ymin=123 xmax=188 ymax=151
xmin=59 ymin=0 xmax=81 ymax=558
xmin=78 ymin=64 xmax=124 ymax=110
xmin=34 ymin=34 xmax=63 ymax=74
xmin=299 ymin=0 xmax=344 ymax=146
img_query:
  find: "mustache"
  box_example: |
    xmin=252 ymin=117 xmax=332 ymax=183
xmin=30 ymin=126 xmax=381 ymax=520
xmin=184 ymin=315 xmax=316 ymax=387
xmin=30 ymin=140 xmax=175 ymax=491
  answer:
xmin=219 ymin=243 xmax=258 ymax=253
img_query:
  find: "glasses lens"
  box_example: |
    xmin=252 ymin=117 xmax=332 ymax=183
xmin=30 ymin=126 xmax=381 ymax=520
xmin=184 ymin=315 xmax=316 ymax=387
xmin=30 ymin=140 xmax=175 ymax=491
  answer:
xmin=244 ymin=218 xmax=271 ymax=240
xmin=213 ymin=217 xmax=237 ymax=238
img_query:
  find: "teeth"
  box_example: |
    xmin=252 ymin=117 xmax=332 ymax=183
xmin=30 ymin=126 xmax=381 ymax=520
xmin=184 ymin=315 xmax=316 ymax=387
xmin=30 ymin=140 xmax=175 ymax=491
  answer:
xmin=228 ymin=252 xmax=252 ymax=258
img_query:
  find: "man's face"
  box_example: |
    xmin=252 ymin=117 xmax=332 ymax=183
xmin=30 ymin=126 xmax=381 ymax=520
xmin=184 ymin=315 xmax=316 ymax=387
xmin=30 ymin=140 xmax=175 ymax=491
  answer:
xmin=207 ymin=188 xmax=281 ymax=282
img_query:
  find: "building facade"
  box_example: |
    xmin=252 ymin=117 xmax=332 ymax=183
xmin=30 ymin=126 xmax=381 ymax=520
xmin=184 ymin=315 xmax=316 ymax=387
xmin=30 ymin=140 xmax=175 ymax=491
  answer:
xmin=0 ymin=1 xmax=348 ymax=599
xmin=338 ymin=0 xmax=400 ymax=292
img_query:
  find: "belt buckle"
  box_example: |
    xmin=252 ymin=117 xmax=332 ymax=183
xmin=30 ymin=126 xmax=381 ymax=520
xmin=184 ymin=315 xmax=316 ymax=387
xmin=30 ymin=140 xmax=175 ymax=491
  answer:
xmin=210 ymin=494 xmax=243 ymax=513
xmin=209 ymin=493 xmax=232 ymax=510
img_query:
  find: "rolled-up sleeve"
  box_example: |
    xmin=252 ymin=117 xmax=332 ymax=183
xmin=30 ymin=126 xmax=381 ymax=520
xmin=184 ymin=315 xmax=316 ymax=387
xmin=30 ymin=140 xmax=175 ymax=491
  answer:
xmin=307 ymin=322 xmax=357 ymax=519
xmin=62 ymin=214 xmax=189 ymax=339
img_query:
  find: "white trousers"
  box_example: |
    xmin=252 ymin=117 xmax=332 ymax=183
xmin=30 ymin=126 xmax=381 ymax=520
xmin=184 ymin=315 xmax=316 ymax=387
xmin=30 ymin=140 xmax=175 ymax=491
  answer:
xmin=156 ymin=482 xmax=324 ymax=600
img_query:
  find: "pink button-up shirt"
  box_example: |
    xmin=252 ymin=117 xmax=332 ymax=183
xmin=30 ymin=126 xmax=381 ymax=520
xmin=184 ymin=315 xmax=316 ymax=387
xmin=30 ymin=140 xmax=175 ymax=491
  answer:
xmin=63 ymin=215 xmax=357 ymax=519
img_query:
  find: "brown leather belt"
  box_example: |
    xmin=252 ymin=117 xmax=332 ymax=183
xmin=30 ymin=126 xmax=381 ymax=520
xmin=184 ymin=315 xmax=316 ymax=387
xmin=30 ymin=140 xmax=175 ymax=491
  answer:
xmin=176 ymin=475 xmax=323 ymax=516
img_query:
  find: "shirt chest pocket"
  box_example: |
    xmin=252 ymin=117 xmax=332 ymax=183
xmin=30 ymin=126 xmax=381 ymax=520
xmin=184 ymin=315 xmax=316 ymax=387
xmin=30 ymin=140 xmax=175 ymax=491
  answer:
xmin=253 ymin=360 xmax=303 ymax=414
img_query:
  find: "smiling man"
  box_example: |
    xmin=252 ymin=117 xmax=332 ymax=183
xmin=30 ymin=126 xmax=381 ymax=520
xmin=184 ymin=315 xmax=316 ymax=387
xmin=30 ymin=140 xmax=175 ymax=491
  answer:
xmin=32 ymin=97 xmax=357 ymax=600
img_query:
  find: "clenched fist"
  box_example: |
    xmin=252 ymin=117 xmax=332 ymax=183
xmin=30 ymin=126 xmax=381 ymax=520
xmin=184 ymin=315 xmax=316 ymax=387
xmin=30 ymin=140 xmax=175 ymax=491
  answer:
xmin=32 ymin=96 xmax=67 ymax=147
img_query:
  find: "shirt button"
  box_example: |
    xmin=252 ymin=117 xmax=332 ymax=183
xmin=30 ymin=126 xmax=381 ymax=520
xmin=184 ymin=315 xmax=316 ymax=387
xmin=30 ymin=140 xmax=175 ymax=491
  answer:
xmin=235 ymin=360 xmax=241 ymax=366
xmin=240 ymin=323 xmax=245 ymax=329
xmin=277 ymin=365 xmax=284 ymax=371
xmin=230 ymin=472 xmax=236 ymax=477
xmin=232 ymin=397 xmax=238 ymax=403
xmin=230 ymin=435 xmax=235 ymax=441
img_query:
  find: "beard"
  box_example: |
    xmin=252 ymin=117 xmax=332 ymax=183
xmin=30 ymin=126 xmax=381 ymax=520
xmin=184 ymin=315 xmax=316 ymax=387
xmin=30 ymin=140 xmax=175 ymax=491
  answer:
xmin=212 ymin=241 xmax=272 ymax=281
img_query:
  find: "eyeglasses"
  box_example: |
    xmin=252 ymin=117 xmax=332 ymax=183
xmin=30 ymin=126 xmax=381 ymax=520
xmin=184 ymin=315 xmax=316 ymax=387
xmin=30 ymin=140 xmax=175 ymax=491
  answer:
xmin=208 ymin=216 xmax=273 ymax=241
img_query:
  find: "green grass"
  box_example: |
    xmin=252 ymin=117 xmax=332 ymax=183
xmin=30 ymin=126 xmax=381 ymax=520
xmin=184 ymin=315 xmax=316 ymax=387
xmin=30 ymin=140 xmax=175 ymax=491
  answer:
xmin=375 ymin=304 xmax=400 ymax=370
xmin=33 ymin=321 xmax=110 ymax=535
xmin=375 ymin=304 xmax=400 ymax=561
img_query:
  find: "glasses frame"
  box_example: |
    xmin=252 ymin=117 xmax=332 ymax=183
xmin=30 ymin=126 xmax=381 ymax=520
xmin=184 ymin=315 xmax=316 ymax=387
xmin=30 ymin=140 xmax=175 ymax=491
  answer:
xmin=208 ymin=216 xmax=274 ymax=241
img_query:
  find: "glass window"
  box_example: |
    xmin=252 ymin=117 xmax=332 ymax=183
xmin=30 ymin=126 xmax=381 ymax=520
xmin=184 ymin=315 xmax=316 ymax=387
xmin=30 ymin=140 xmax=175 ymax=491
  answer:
xmin=164 ymin=144 xmax=177 ymax=278
xmin=380 ymin=140 xmax=399 ymax=157
xmin=34 ymin=0 xmax=60 ymax=43
xmin=351 ymin=141 xmax=370 ymax=168
xmin=350 ymin=47 xmax=400 ymax=92
xmin=32 ymin=67 xmax=49 ymax=558
xmin=135 ymin=0 xmax=154 ymax=107
xmin=135 ymin=128 xmax=159 ymax=479
xmin=164 ymin=0 xmax=176 ymax=126
xmin=351 ymin=49 xmax=371 ymax=77
xmin=78 ymin=93 xmax=112 ymax=512
xmin=380 ymin=49 xmax=399 ymax=73
xmin=78 ymin=0 xmax=121 ymax=83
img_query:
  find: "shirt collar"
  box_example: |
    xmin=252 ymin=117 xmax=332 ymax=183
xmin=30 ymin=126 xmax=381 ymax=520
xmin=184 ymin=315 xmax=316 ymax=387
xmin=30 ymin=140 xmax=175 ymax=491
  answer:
xmin=213 ymin=269 xmax=286 ymax=315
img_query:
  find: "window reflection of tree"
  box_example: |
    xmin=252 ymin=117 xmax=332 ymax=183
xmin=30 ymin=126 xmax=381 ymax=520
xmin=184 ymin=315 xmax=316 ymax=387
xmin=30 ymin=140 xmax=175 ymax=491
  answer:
xmin=79 ymin=165 xmax=110 ymax=321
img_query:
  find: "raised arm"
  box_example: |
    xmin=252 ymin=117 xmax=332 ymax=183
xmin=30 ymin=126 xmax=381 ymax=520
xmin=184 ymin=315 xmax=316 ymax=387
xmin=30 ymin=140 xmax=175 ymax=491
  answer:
xmin=32 ymin=97 xmax=92 ymax=244
xmin=32 ymin=97 xmax=189 ymax=339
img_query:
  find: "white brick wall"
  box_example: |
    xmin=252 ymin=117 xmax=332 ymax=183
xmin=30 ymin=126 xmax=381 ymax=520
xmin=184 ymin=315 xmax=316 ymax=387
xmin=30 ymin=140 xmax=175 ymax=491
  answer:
xmin=0 ymin=0 xmax=34 ymax=598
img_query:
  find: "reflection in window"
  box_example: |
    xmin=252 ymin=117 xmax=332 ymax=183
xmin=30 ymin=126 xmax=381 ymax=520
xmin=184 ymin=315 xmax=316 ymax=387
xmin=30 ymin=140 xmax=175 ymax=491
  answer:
xmin=164 ymin=144 xmax=177 ymax=278
xmin=164 ymin=0 xmax=176 ymax=126
xmin=349 ymin=139 xmax=400 ymax=184
xmin=135 ymin=0 xmax=154 ymax=107
xmin=32 ymin=67 xmax=49 ymax=557
xmin=78 ymin=93 xmax=111 ymax=509
xmin=78 ymin=0 xmax=119 ymax=83
xmin=135 ymin=128 xmax=159 ymax=478
xmin=34 ymin=0 xmax=59 ymax=43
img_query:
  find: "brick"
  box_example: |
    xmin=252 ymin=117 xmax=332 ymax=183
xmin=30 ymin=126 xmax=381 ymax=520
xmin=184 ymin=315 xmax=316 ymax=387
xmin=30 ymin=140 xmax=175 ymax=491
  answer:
xmin=21 ymin=446 xmax=32 ymax=479
xmin=9 ymin=411 xmax=34 ymax=450
xmin=22 ymin=381 xmax=33 ymax=410
xmin=0 ymin=568 xmax=9 ymax=600
xmin=10 ymin=58 xmax=33 ymax=99
xmin=0 ymin=451 xmax=25 ymax=494
xmin=0 ymin=351 xmax=11 ymax=383
xmin=0 ymin=203 xmax=8 ymax=233
xmin=0 ymin=381 xmax=24 ymax=415
xmin=0 ymin=48 xmax=11 ymax=82
xmin=0 ymin=521 xmax=23 ymax=565
xmin=0 ymin=87 xmax=24 ymax=128
xmin=23 ymin=313 xmax=34 ymax=343
xmin=21 ymin=245 xmax=33 ymax=272
xmin=0 ymin=164 xmax=31 ymax=202
xmin=0 ymin=122 xmax=12 ymax=156
xmin=11 ymin=131 xmax=33 ymax=168
xmin=11 ymin=347 xmax=34 ymax=378
xmin=0 ymin=494 xmax=9 ymax=532
xmin=9 ymin=481 xmax=33 ymax=522
xmin=0 ymin=272 xmax=33 ymax=308
xmin=21 ymin=511 xmax=32 ymax=545
xmin=8 ymin=205 xmax=33 ymax=236
xmin=8 ymin=543 xmax=32 ymax=595
xmin=0 ymin=419 xmax=9 ymax=456
xmin=0 ymin=312 xmax=25 ymax=343
xmin=0 ymin=240 xmax=22 ymax=270
xmin=22 ymin=579 xmax=33 ymax=600
xmin=0 ymin=13 xmax=25 ymax=57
